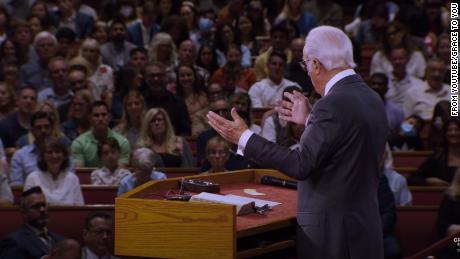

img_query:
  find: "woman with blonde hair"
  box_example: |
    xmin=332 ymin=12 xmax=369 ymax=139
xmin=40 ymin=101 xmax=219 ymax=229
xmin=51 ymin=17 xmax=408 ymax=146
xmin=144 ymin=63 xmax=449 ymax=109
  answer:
xmin=137 ymin=108 xmax=194 ymax=167
xmin=16 ymin=100 xmax=71 ymax=148
xmin=69 ymin=38 xmax=114 ymax=101
xmin=202 ymin=137 xmax=231 ymax=174
xmin=61 ymin=89 xmax=93 ymax=141
xmin=148 ymin=32 xmax=177 ymax=83
xmin=114 ymin=90 xmax=145 ymax=148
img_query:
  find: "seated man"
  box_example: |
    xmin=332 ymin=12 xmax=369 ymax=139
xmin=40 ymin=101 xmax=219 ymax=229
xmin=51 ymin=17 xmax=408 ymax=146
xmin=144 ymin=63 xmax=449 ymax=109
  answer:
xmin=81 ymin=212 xmax=119 ymax=259
xmin=42 ymin=239 xmax=81 ymax=259
xmin=0 ymin=187 xmax=64 ymax=258
xmin=248 ymin=51 xmax=300 ymax=108
xmin=71 ymin=101 xmax=130 ymax=167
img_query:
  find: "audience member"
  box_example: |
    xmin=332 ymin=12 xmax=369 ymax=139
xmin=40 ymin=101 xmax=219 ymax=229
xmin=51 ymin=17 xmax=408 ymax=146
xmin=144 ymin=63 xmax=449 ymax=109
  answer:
xmin=60 ymin=89 xmax=92 ymax=141
xmin=436 ymin=34 xmax=451 ymax=84
xmin=160 ymin=15 xmax=189 ymax=48
xmin=409 ymin=119 xmax=460 ymax=186
xmin=0 ymin=186 xmax=64 ymax=258
xmin=100 ymin=19 xmax=136 ymax=70
xmin=196 ymin=43 xmax=219 ymax=76
xmin=202 ymin=137 xmax=231 ymax=174
xmin=249 ymin=51 xmax=300 ymax=108
xmin=388 ymin=114 xmax=425 ymax=151
xmin=42 ymin=239 xmax=81 ymax=259
xmin=404 ymin=58 xmax=450 ymax=120
xmin=49 ymin=0 xmax=94 ymax=39
xmin=29 ymin=1 xmax=55 ymax=33
xmin=234 ymin=13 xmax=260 ymax=56
xmin=175 ymin=40 xmax=209 ymax=84
xmin=91 ymin=138 xmax=131 ymax=185
xmin=55 ymin=27 xmax=78 ymax=61
xmin=12 ymin=21 xmax=34 ymax=65
xmin=174 ymin=63 xmax=208 ymax=116
xmin=111 ymin=66 xmax=143 ymax=119
xmin=284 ymin=37 xmax=314 ymax=94
xmin=143 ymin=62 xmax=191 ymax=135
xmin=137 ymin=108 xmax=193 ymax=167
xmin=38 ymin=57 xmax=73 ymax=108
xmin=369 ymin=73 xmax=404 ymax=134
xmin=211 ymin=44 xmax=257 ymax=94
xmin=90 ymin=21 xmax=109 ymax=45
xmin=229 ymin=92 xmax=261 ymax=134
xmin=118 ymin=148 xmax=166 ymax=196
xmin=355 ymin=3 xmax=388 ymax=45
xmin=71 ymin=101 xmax=130 ymax=167
xmin=127 ymin=47 xmax=148 ymax=74
xmin=427 ymin=100 xmax=451 ymax=149
xmin=382 ymin=144 xmax=412 ymax=206
xmin=214 ymin=23 xmax=251 ymax=68
xmin=0 ymin=86 xmax=37 ymax=148
xmin=275 ymin=0 xmax=316 ymax=37
xmin=114 ymin=90 xmax=145 ymax=148
xmin=0 ymin=39 xmax=19 ymax=63
xmin=67 ymin=65 xmax=91 ymax=93
xmin=19 ymin=31 xmax=58 ymax=91
xmin=191 ymin=90 xmax=226 ymax=138
xmin=303 ymin=0 xmax=343 ymax=27
xmin=0 ymin=81 xmax=15 ymax=120
xmin=127 ymin=0 xmax=160 ymax=48
xmin=148 ymin=32 xmax=178 ymax=84
xmin=0 ymin=138 xmax=8 ymax=176
xmin=180 ymin=1 xmax=201 ymax=46
xmin=82 ymin=212 xmax=119 ymax=259
xmin=24 ymin=138 xmax=84 ymax=205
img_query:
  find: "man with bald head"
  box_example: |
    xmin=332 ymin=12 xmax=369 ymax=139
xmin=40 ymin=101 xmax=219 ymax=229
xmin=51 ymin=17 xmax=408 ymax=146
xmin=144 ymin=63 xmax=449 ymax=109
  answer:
xmin=208 ymin=26 xmax=387 ymax=259
xmin=285 ymin=38 xmax=314 ymax=94
xmin=38 ymin=57 xmax=73 ymax=109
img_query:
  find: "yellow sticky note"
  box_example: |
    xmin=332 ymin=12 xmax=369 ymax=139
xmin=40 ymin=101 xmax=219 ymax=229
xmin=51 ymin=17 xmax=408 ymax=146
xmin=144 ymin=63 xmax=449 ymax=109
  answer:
xmin=244 ymin=189 xmax=265 ymax=196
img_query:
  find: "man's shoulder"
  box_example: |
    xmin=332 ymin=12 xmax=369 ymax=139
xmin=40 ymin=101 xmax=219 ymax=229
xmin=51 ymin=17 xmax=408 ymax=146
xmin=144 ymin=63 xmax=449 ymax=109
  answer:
xmin=72 ymin=131 xmax=94 ymax=145
xmin=108 ymin=129 xmax=129 ymax=144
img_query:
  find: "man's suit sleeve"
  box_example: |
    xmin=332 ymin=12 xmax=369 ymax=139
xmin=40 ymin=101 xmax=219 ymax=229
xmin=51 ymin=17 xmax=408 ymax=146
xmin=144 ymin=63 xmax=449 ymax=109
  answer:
xmin=0 ymin=237 xmax=28 ymax=259
xmin=243 ymin=101 xmax=342 ymax=180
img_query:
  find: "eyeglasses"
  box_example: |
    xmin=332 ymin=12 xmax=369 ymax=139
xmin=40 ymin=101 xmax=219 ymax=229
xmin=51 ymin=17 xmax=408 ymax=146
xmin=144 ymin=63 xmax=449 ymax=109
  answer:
xmin=212 ymin=108 xmax=230 ymax=114
xmin=70 ymin=80 xmax=85 ymax=86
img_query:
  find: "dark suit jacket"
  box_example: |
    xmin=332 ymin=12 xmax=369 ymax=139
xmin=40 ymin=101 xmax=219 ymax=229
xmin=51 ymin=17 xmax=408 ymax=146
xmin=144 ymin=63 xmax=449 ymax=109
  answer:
xmin=0 ymin=225 xmax=64 ymax=259
xmin=244 ymin=74 xmax=388 ymax=259
xmin=127 ymin=21 xmax=160 ymax=47
xmin=50 ymin=11 xmax=94 ymax=39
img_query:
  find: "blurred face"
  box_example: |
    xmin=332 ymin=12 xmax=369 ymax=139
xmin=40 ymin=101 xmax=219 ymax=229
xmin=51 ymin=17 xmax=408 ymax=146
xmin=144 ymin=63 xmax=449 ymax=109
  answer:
xmin=447 ymin=123 xmax=460 ymax=146
xmin=207 ymin=83 xmax=224 ymax=99
xmin=3 ymin=40 xmax=16 ymax=58
xmin=389 ymin=48 xmax=408 ymax=75
xmin=31 ymin=117 xmax=52 ymax=140
xmin=150 ymin=113 xmax=166 ymax=136
xmin=0 ymin=84 xmax=11 ymax=107
xmin=207 ymin=143 xmax=229 ymax=170
xmin=426 ymin=61 xmax=446 ymax=91
xmin=238 ymin=16 xmax=252 ymax=36
xmin=178 ymin=66 xmax=195 ymax=91
xmin=125 ymin=95 xmax=143 ymax=116
xmin=180 ymin=6 xmax=194 ymax=29
xmin=31 ymin=3 xmax=46 ymax=19
xmin=23 ymin=193 xmax=48 ymax=229
xmin=44 ymin=147 xmax=65 ymax=169
xmin=40 ymin=104 xmax=56 ymax=124
xmin=68 ymin=70 xmax=88 ymax=92
xmin=36 ymin=37 xmax=57 ymax=60
xmin=437 ymin=38 xmax=450 ymax=62
xmin=200 ymin=47 xmax=213 ymax=65
xmin=159 ymin=0 xmax=172 ymax=15
xmin=267 ymin=56 xmax=285 ymax=82
xmin=91 ymin=105 xmax=110 ymax=131
xmin=101 ymin=145 xmax=120 ymax=167
xmin=369 ymin=76 xmax=388 ymax=100
xmin=129 ymin=52 xmax=147 ymax=70
xmin=210 ymin=100 xmax=230 ymax=120
xmin=48 ymin=60 xmax=69 ymax=87
xmin=145 ymin=65 xmax=166 ymax=92
xmin=386 ymin=26 xmax=404 ymax=48
xmin=3 ymin=64 xmax=19 ymax=82
xmin=28 ymin=17 xmax=42 ymax=36
xmin=16 ymin=89 xmax=37 ymax=113
xmin=226 ymin=48 xmax=242 ymax=65
xmin=290 ymin=39 xmax=305 ymax=63
xmin=14 ymin=26 xmax=32 ymax=45
xmin=110 ymin=23 xmax=126 ymax=42
xmin=83 ymin=217 xmax=114 ymax=257
xmin=157 ymin=43 xmax=172 ymax=61
xmin=272 ymin=31 xmax=288 ymax=51
xmin=71 ymin=95 xmax=89 ymax=119
xmin=58 ymin=0 xmax=73 ymax=13
xmin=81 ymin=46 xmax=99 ymax=64
xmin=92 ymin=27 xmax=108 ymax=44
xmin=179 ymin=41 xmax=195 ymax=63
xmin=221 ymin=25 xmax=234 ymax=44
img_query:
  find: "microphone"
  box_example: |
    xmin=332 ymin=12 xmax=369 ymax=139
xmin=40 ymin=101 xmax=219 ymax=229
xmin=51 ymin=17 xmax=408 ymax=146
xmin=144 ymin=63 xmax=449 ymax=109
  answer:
xmin=260 ymin=175 xmax=297 ymax=189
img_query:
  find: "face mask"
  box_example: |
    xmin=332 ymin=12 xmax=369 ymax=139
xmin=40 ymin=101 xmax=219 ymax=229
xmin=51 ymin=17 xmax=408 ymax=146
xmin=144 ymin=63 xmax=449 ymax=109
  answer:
xmin=433 ymin=116 xmax=443 ymax=129
xmin=400 ymin=122 xmax=416 ymax=137
xmin=199 ymin=18 xmax=213 ymax=31
xmin=120 ymin=6 xmax=133 ymax=18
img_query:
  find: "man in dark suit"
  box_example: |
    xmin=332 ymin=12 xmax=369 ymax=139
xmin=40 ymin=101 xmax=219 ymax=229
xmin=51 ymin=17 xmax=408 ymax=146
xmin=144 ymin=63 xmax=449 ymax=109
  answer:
xmin=0 ymin=187 xmax=64 ymax=259
xmin=127 ymin=0 xmax=160 ymax=48
xmin=208 ymin=26 xmax=388 ymax=259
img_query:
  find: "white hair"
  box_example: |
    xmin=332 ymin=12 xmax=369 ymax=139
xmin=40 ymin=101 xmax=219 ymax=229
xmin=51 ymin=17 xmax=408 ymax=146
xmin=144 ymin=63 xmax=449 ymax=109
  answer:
xmin=148 ymin=32 xmax=177 ymax=63
xmin=303 ymin=26 xmax=356 ymax=71
xmin=33 ymin=31 xmax=58 ymax=47
xmin=132 ymin=148 xmax=157 ymax=171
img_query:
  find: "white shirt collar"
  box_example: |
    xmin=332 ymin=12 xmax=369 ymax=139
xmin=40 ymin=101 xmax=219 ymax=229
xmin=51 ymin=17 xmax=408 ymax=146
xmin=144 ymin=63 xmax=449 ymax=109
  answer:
xmin=324 ymin=69 xmax=356 ymax=96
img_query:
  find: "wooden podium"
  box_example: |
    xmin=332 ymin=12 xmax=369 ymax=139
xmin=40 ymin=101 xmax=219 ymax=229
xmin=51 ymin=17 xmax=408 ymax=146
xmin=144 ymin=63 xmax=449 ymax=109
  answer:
xmin=115 ymin=169 xmax=298 ymax=258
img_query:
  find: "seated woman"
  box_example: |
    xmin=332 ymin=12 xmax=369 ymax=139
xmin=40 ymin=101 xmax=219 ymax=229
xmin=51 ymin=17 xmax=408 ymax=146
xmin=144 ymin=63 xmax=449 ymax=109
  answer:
xmin=408 ymin=119 xmax=460 ymax=186
xmin=90 ymin=138 xmax=132 ymax=185
xmin=388 ymin=114 xmax=425 ymax=151
xmin=61 ymin=90 xmax=93 ymax=141
xmin=437 ymin=168 xmax=460 ymax=258
xmin=202 ymin=137 xmax=231 ymax=174
xmin=16 ymin=101 xmax=71 ymax=148
xmin=114 ymin=90 xmax=145 ymax=148
xmin=118 ymin=148 xmax=166 ymax=196
xmin=24 ymin=138 xmax=84 ymax=205
xmin=137 ymin=108 xmax=194 ymax=167
xmin=427 ymin=100 xmax=451 ymax=149
xmin=174 ymin=63 xmax=208 ymax=116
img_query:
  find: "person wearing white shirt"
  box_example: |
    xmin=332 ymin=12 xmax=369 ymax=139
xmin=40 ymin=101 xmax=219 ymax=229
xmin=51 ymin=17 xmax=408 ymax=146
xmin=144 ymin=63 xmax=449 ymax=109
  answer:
xmin=404 ymin=58 xmax=451 ymax=120
xmin=24 ymin=138 xmax=84 ymax=206
xmin=383 ymin=143 xmax=412 ymax=206
xmin=385 ymin=47 xmax=424 ymax=109
xmin=249 ymin=51 xmax=300 ymax=108
xmin=370 ymin=49 xmax=426 ymax=79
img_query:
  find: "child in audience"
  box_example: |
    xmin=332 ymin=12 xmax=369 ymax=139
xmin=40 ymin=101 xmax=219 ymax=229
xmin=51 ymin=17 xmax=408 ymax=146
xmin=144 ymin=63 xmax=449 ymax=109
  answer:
xmin=90 ymin=138 xmax=131 ymax=185
xmin=117 ymin=148 xmax=166 ymax=196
